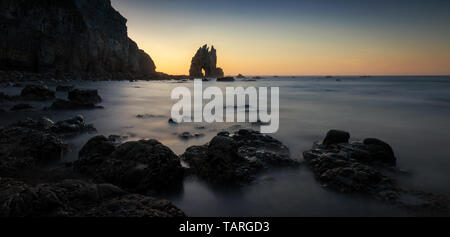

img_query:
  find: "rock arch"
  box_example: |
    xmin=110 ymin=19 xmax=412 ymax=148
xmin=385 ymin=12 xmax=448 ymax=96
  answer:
xmin=189 ymin=44 xmax=224 ymax=78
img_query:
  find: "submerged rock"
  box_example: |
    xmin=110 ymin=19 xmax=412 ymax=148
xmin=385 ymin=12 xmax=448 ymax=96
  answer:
xmin=217 ymin=77 xmax=235 ymax=82
xmin=303 ymin=130 xmax=450 ymax=214
xmin=74 ymin=137 xmax=184 ymax=194
xmin=49 ymin=99 xmax=104 ymax=110
xmin=178 ymin=132 xmax=204 ymax=140
xmin=0 ymin=178 xmax=185 ymax=217
xmin=49 ymin=115 xmax=97 ymax=135
xmin=181 ymin=129 xmax=298 ymax=185
xmin=0 ymin=92 xmax=20 ymax=101
xmin=56 ymin=85 xmax=75 ymax=92
xmin=20 ymin=85 xmax=55 ymax=101
xmin=11 ymin=116 xmax=96 ymax=136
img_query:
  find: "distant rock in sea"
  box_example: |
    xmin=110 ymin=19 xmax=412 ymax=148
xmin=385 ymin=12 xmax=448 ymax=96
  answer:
xmin=189 ymin=44 xmax=224 ymax=78
xmin=0 ymin=0 xmax=156 ymax=77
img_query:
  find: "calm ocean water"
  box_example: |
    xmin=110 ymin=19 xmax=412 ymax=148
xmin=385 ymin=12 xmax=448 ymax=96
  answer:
xmin=1 ymin=76 xmax=450 ymax=216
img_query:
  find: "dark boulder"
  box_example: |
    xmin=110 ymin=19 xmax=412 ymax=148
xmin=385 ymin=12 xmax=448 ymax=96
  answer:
xmin=10 ymin=104 xmax=33 ymax=111
xmin=74 ymin=136 xmax=116 ymax=175
xmin=182 ymin=129 xmax=298 ymax=184
xmin=68 ymin=89 xmax=102 ymax=105
xmin=363 ymin=138 xmax=396 ymax=165
xmin=20 ymin=85 xmax=55 ymax=101
xmin=302 ymin=130 xmax=450 ymax=214
xmin=0 ymin=126 xmax=67 ymax=177
xmin=74 ymin=137 xmax=184 ymax=194
xmin=322 ymin=129 xmax=350 ymax=146
xmin=0 ymin=178 xmax=185 ymax=217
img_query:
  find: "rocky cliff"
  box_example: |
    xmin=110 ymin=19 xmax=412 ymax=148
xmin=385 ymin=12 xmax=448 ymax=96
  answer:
xmin=0 ymin=0 xmax=156 ymax=76
xmin=189 ymin=44 xmax=224 ymax=78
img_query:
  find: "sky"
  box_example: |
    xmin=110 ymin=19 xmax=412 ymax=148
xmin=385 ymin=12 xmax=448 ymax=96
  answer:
xmin=111 ymin=0 xmax=450 ymax=76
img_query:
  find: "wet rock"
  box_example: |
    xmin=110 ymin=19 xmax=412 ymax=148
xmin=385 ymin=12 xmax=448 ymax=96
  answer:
xmin=68 ymin=89 xmax=102 ymax=105
xmin=10 ymin=104 xmax=33 ymax=111
xmin=136 ymin=114 xmax=166 ymax=119
xmin=0 ymin=178 xmax=185 ymax=217
xmin=236 ymin=74 xmax=246 ymax=79
xmin=0 ymin=126 xmax=67 ymax=177
xmin=182 ymin=129 xmax=298 ymax=184
xmin=217 ymin=77 xmax=235 ymax=82
xmin=49 ymin=99 xmax=104 ymax=110
xmin=178 ymin=132 xmax=204 ymax=140
xmin=74 ymin=137 xmax=184 ymax=194
xmin=11 ymin=117 xmax=54 ymax=131
xmin=303 ymin=130 xmax=450 ymax=215
xmin=49 ymin=115 xmax=97 ymax=135
xmin=56 ymin=85 xmax=75 ymax=92
xmin=322 ymin=129 xmax=350 ymax=146
xmin=11 ymin=116 xmax=96 ymax=136
xmin=20 ymin=85 xmax=55 ymax=101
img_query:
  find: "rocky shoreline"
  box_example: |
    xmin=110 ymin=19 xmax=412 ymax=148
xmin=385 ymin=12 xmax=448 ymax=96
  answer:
xmin=1 ymin=82 xmax=450 ymax=217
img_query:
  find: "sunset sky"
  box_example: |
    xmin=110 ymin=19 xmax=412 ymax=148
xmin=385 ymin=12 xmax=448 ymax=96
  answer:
xmin=111 ymin=0 xmax=450 ymax=76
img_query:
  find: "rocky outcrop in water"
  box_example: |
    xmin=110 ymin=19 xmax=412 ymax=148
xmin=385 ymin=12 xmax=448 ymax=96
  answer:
xmin=303 ymin=129 xmax=450 ymax=215
xmin=74 ymin=136 xmax=185 ymax=195
xmin=0 ymin=178 xmax=185 ymax=217
xmin=49 ymin=89 xmax=103 ymax=110
xmin=0 ymin=0 xmax=156 ymax=77
xmin=189 ymin=45 xmax=224 ymax=78
xmin=21 ymin=85 xmax=55 ymax=101
xmin=182 ymin=129 xmax=298 ymax=185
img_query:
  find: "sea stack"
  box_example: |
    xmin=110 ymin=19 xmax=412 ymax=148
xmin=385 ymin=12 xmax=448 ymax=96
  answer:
xmin=189 ymin=44 xmax=224 ymax=78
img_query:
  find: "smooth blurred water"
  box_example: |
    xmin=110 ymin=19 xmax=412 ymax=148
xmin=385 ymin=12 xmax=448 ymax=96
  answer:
xmin=1 ymin=76 xmax=450 ymax=216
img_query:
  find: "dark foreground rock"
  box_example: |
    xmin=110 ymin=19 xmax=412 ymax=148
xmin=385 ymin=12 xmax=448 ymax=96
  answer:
xmin=74 ymin=136 xmax=184 ymax=195
xmin=0 ymin=126 xmax=67 ymax=177
xmin=181 ymin=129 xmax=298 ymax=185
xmin=0 ymin=178 xmax=185 ymax=217
xmin=303 ymin=130 xmax=450 ymax=215
xmin=20 ymin=85 xmax=55 ymax=101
